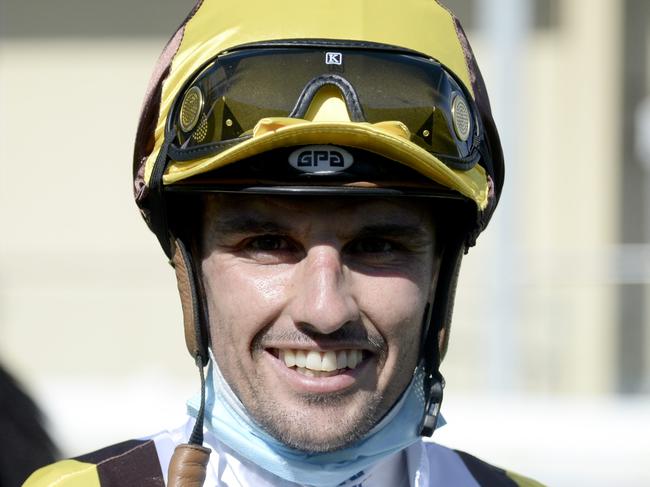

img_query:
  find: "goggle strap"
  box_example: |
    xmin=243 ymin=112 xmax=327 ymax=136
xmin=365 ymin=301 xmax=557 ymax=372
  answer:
xmin=148 ymin=139 xmax=174 ymax=257
xmin=168 ymin=136 xmax=253 ymax=162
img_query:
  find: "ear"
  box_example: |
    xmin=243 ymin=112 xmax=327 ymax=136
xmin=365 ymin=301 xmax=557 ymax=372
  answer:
xmin=171 ymin=237 xmax=209 ymax=366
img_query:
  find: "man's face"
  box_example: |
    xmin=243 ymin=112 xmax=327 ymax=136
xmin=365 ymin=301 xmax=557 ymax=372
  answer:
xmin=201 ymin=194 xmax=437 ymax=452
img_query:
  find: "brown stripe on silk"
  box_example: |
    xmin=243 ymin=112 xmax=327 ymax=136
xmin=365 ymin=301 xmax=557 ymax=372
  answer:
xmin=75 ymin=439 xmax=164 ymax=487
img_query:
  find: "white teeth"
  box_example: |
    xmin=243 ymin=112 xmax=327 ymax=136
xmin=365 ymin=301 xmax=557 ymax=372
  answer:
xmin=346 ymin=350 xmax=358 ymax=369
xmin=295 ymin=367 xmax=340 ymax=378
xmin=321 ymin=351 xmax=337 ymax=372
xmin=336 ymin=350 xmax=347 ymax=369
xmin=283 ymin=349 xmax=296 ymax=367
xmin=278 ymin=348 xmax=364 ymax=371
xmin=306 ymin=350 xmax=322 ymax=370
xmin=350 ymin=350 xmax=363 ymax=368
xmin=295 ymin=350 xmax=307 ymax=368
xmin=300 ymin=367 xmax=316 ymax=377
xmin=355 ymin=350 xmax=362 ymax=367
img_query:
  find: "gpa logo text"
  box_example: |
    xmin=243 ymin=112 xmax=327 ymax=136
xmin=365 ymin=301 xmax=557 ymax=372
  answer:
xmin=289 ymin=145 xmax=354 ymax=174
xmin=297 ymin=150 xmax=344 ymax=167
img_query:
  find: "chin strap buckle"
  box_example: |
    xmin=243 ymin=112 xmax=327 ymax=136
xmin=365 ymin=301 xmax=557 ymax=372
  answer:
xmin=419 ymin=373 xmax=444 ymax=437
xmin=167 ymin=443 xmax=211 ymax=487
xmin=168 ymin=355 xmax=211 ymax=487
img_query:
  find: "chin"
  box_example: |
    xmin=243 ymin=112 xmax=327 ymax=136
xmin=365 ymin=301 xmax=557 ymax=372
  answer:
xmin=251 ymin=393 xmax=386 ymax=453
xmin=272 ymin=425 xmax=369 ymax=453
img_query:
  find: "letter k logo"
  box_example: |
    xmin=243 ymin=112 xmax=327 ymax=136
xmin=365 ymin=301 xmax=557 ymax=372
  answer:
xmin=325 ymin=52 xmax=343 ymax=65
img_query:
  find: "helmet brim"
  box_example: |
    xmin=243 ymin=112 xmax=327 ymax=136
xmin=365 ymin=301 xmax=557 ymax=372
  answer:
xmin=163 ymin=119 xmax=489 ymax=210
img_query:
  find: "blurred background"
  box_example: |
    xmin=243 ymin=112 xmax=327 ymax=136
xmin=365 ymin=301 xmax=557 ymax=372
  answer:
xmin=0 ymin=0 xmax=648 ymax=485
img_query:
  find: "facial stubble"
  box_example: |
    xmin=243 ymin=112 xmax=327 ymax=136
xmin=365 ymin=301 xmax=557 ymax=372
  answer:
xmin=216 ymin=328 xmax=419 ymax=453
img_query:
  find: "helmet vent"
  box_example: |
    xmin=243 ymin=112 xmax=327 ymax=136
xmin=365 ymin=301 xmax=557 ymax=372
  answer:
xmin=451 ymin=94 xmax=471 ymax=142
xmin=180 ymin=86 xmax=204 ymax=132
xmin=192 ymin=114 xmax=209 ymax=143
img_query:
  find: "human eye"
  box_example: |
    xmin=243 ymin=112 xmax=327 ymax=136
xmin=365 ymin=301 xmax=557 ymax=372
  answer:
xmin=247 ymin=235 xmax=292 ymax=252
xmin=239 ymin=234 xmax=300 ymax=264
xmin=347 ymin=237 xmax=401 ymax=255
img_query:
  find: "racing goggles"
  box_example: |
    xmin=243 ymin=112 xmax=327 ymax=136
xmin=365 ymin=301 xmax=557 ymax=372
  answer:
xmin=168 ymin=46 xmax=484 ymax=171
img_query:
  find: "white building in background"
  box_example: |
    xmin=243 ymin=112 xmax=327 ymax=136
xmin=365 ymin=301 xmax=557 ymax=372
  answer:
xmin=443 ymin=0 xmax=649 ymax=396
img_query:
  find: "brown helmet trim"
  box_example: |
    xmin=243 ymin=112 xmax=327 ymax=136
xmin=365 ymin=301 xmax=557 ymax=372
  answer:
xmin=451 ymin=15 xmax=505 ymax=223
xmin=171 ymin=237 xmax=209 ymax=366
xmin=133 ymin=0 xmax=205 ymax=217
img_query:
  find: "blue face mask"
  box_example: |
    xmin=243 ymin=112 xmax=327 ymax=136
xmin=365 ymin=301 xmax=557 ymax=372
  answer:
xmin=188 ymin=355 xmax=443 ymax=487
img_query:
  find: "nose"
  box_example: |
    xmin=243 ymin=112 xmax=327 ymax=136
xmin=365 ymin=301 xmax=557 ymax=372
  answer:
xmin=288 ymin=245 xmax=359 ymax=334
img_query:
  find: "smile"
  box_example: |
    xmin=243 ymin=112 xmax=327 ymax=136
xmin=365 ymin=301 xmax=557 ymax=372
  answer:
xmin=274 ymin=349 xmax=365 ymax=378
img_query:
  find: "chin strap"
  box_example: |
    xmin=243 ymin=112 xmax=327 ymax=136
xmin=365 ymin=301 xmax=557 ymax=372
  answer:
xmin=420 ymin=371 xmax=444 ymax=437
xmin=419 ymin=232 xmax=465 ymax=437
xmin=418 ymin=292 xmax=445 ymax=437
xmin=189 ymin=356 xmax=208 ymax=445
xmin=169 ymin=238 xmax=211 ymax=486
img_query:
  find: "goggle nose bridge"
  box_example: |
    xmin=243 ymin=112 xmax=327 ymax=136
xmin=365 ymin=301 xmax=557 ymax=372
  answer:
xmin=288 ymin=74 xmax=366 ymax=123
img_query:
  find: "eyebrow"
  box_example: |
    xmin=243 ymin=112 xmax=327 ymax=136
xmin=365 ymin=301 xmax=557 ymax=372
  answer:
xmin=210 ymin=217 xmax=292 ymax=236
xmin=207 ymin=214 xmax=433 ymax=249
xmin=353 ymin=223 xmax=433 ymax=244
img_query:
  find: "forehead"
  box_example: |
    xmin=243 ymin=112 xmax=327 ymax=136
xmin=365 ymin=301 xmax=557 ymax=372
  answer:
xmin=202 ymin=194 xmax=435 ymax=227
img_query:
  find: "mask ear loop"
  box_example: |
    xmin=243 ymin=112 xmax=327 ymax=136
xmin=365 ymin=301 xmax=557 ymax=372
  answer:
xmin=168 ymin=237 xmax=211 ymax=486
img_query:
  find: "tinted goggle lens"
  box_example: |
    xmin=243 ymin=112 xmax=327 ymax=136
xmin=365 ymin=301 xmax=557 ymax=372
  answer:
xmin=170 ymin=47 xmax=482 ymax=170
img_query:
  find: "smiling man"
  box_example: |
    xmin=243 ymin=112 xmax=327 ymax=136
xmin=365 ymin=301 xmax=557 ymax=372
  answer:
xmin=25 ymin=1 xmax=543 ymax=486
xmin=201 ymin=195 xmax=435 ymax=453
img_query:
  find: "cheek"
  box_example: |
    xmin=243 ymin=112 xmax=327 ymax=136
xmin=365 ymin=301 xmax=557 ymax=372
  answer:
xmin=201 ymin=255 xmax=290 ymax=344
xmin=357 ymin=274 xmax=429 ymax=398
xmin=358 ymin=274 xmax=429 ymax=338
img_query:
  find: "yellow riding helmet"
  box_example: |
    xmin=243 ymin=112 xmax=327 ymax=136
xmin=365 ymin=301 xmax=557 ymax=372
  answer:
xmin=134 ymin=0 xmax=503 ymax=254
xmin=133 ymin=0 xmax=503 ymax=446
